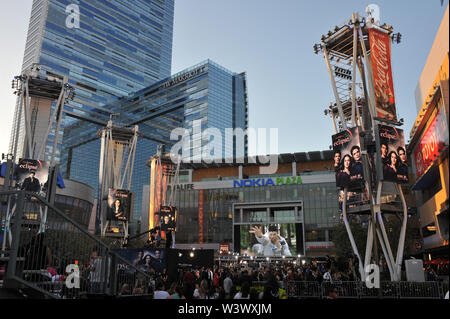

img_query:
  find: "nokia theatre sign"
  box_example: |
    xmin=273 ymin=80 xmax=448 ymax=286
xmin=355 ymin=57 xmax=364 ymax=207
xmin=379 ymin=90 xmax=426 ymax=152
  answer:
xmin=171 ymin=173 xmax=333 ymax=191
xmin=233 ymin=176 xmax=302 ymax=188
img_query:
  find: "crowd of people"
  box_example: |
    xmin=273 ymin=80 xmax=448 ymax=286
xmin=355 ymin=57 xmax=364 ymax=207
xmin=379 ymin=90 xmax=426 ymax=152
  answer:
xmin=115 ymin=255 xmax=365 ymax=299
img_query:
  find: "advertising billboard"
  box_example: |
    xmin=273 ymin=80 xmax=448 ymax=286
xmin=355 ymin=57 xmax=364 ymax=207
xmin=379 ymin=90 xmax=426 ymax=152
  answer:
xmin=113 ymin=248 xmax=166 ymax=274
xmin=239 ymin=224 xmax=300 ymax=257
xmin=158 ymin=206 xmax=177 ymax=230
xmin=369 ymin=28 xmax=398 ymax=122
xmin=107 ymin=189 xmax=133 ymax=222
xmin=378 ymin=125 xmax=408 ymax=183
xmin=413 ymin=107 xmax=448 ymax=180
xmin=332 ymin=127 xmax=364 ymax=190
xmin=15 ymin=159 xmax=49 ymax=194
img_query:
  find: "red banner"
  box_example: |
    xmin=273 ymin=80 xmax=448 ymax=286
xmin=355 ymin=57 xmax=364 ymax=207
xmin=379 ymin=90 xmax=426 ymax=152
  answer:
xmin=369 ymin=28 xmax=397 ymax=122
xmin=199 ymin=190 xmax=204 ymax=243
xmin=414 ymin=108 xmax=448 ymax=179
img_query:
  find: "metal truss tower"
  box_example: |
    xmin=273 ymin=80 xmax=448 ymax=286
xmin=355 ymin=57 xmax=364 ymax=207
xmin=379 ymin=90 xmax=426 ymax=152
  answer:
xmin=97 ymin=121 xmax=139 ymax=239
xmin=315 ymin=7 xmax=406 ymax=282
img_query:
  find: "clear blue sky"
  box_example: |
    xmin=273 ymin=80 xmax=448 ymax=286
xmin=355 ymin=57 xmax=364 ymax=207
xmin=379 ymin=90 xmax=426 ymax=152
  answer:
xmin=0 ymin=0 xmax=448 ymax=156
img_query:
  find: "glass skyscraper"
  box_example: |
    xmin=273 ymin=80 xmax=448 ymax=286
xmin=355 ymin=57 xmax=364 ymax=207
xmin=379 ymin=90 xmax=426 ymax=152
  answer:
xmin=9 ymin=1 xmax=249 ymax=226
xmin=67 ymin=60 xmax=249 ymax=221
xmin=9 ymin=0 xmax=175 ymax=161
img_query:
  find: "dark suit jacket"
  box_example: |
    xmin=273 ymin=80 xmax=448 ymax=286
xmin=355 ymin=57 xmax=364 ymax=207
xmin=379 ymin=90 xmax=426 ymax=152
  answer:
xmin=21 ymin=177 xmax=40 ymax=192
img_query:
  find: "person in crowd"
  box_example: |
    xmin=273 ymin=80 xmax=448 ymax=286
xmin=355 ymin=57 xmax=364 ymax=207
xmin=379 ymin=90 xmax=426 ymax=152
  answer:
xmin=323 ymin=268 xmax=333 ymax=282
xmin=88 ymin=247 xmax=103 ymax=294
xmin=249 ymin=225 xmax=292 ymax=257
xmin=119 ymin=283 xmax=130 ymax=296
xmin=223 ymin=270 xmax=233 ymax=298
xmin=234 ymin=281 xmax=250 ymax=299
xmin=168 ymin=282 xmax=182 ymax=299
xmin=20 ymin=232 xmax=52 ymax=271
xmin=154 ymin=280 xmax=170 ymax=299
xmin=326 ymin=287 xmax=339 ymax=299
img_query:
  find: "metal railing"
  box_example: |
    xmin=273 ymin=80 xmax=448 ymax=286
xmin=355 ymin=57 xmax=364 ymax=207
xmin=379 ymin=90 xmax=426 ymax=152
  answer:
xmin=0 ymin=190 xmax=153 ymax=299
xmin=285 ymin=280 xmax=448 ymax=299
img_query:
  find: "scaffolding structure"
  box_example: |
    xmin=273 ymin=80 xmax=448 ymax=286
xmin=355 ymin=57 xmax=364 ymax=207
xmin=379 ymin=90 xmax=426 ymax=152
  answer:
xmin=146 ymin=145 xmax=181 ymax=245
xmin=97 ymin=121 xmax=139 ymax=239
xmin=2 ymin=65 xmax=74 ymax=250
xmin=315 ymin=8 xmax=406 ymax=282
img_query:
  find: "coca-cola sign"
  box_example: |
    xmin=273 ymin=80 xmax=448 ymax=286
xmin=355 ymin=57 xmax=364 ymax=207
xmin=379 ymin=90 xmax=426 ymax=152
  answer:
xmin=369 ymin=28 xmax=398 ymax=122
xmin=414 ymin=108 xmax=448 ymax=179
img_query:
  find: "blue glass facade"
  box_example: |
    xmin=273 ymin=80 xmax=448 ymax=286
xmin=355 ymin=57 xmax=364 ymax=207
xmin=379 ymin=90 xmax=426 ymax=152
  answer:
xmin=67 ymin=60 xmax=248 ymax=221
xmin=10 ymin=1 xmax=248 ymax=225
xmin=10 ymin=0 xmax=174 ymax=162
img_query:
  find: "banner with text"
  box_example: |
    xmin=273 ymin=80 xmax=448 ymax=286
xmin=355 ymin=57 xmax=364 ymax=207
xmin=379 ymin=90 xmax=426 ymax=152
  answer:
xmin=369 ymin=28 xmax=397 ymax=122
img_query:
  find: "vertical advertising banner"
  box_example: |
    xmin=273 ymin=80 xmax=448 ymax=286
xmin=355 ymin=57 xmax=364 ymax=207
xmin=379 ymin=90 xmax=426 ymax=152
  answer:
xmin=378 ymin=125 xmax=408 ymax=183
xmin=332 ymin=127 xmax=364 ymax=190
xmin=15 ymin=159 xmax=49 ymax=194
xmin=159 ymin=206 xmax=177 ymax=232
xmin=369 ymin=28 xmax=398 ymax=122
xmin=107 ymin=189 xmax=132 ymax=222
xmin=413 ymin=107 xmax=448 ymax=180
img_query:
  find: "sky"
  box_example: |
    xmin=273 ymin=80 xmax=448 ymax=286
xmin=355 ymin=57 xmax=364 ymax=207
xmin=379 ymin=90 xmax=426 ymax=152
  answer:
xmin=0 ymin=0 xmax=448 ymax=157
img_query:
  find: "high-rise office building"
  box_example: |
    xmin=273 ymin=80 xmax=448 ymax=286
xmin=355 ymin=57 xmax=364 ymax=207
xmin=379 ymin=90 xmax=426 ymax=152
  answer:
xmin=9 ymin=1 xmax=249 ymax=225
xmin=67 ymin=60 xmax=249 ymax=221
xmin=9 ymin=0 xmax=175 ymax=161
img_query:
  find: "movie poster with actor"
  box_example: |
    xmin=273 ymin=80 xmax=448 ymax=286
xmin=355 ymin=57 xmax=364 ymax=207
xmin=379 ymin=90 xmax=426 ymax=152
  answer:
xmin=113 ymin=248 xmax=166 ymax=275
xmin=332 ymin=127 xmax=364 ymax=191
xmin=15 ymin=159 xmax=50 ymax=195
xmin=378 ymin=125 xmax=408 ymax=183
xmin=107 ymin=189 xmax=132 ymax=222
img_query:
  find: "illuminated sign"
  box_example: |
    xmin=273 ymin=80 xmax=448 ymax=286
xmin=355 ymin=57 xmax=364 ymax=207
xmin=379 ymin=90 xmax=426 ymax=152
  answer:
xmin=233 ymin=176 xmax=302 ymax=188
xmin=162 ymin=66 xmax=207 ymax=89
xmin=414 ymin=108 xmax=448 ymax=179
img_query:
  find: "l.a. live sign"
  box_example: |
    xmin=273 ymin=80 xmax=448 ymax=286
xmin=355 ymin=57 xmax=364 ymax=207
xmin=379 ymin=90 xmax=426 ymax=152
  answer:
xmin=414 ymin=108 xmax=448 ymax=179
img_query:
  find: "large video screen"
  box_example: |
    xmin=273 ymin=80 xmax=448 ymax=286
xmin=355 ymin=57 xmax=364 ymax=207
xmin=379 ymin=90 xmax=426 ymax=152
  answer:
xmin=239 ymin=224 xmax=301 ymax=257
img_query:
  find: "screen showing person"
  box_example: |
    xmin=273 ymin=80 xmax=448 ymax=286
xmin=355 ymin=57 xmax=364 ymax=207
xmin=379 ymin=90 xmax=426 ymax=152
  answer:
xmin=246 ymin=224 xmax=293 ymax=257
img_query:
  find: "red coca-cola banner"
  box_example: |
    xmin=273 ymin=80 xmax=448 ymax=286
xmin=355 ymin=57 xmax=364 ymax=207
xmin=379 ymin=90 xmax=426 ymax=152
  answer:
xmin=199 ymin=190 xmax=204 ymax=243
xmin=369 ymin=28 xmax=397 ymax=122
xmin=414 ymin=108 xmax=448 ymax=179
